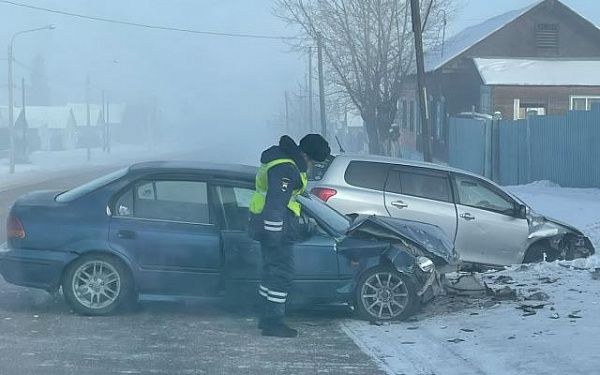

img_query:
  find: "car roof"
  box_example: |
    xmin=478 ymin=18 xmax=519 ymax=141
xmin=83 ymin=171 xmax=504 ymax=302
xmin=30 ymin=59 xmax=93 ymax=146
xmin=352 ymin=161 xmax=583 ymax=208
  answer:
xmin=333 ymin=153 xmax=482 ymax=178
xmin=129 ymin=161 xmax=257 ymax=181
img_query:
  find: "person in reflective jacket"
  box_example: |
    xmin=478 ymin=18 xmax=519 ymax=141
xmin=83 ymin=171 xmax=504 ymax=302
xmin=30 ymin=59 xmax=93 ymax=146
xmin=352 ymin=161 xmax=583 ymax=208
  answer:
xmin=249 ymin=134 xmax=330 ymax=337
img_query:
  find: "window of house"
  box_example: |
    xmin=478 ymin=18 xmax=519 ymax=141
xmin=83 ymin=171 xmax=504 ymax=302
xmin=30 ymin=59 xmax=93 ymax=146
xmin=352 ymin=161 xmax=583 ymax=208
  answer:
xmin=536 ymin=23 xmax=559 ymax=55
xmin=517 ymin=102 xmax=546 ymax=119
xmin=570 ymin=96 xmax=600 ymax=111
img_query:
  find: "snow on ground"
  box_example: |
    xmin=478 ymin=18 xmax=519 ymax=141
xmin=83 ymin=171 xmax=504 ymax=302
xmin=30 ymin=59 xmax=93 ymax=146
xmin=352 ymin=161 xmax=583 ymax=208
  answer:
xmin=343 ymin=181 xmax=600 ymax=375
xmin=0 ymin=143 xmax=199 ymax=191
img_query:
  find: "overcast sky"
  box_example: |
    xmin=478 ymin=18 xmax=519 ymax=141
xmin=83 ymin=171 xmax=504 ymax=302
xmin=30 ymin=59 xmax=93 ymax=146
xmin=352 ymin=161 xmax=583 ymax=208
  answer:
xmin=0 ymin=0 xmax=598 ymax=151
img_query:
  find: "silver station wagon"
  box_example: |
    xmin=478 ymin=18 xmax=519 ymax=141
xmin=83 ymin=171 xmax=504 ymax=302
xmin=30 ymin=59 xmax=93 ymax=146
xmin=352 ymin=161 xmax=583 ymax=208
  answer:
xmin=309 ymin=154 xmax=594 ymax=267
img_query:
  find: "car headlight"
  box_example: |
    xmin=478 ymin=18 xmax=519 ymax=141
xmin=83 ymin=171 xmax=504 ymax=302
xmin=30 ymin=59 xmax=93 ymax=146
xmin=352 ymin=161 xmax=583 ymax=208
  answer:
xmin=417 ymin=256 xmax=434 ymax=272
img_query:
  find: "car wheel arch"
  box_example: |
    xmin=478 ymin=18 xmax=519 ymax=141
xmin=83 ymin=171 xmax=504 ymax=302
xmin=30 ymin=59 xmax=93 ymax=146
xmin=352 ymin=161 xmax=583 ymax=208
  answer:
xmin=522 ymin=239 xmax=555 ymax=263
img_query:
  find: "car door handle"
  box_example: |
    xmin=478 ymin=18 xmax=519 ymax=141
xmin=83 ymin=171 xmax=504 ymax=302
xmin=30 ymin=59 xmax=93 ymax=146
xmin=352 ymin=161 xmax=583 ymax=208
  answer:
xmin=117 ymin=230 xmax=136 ymax=239
xmin=460 ymin=213 xmax=475 ymax=221
xmin=391 ymin=200 xmax=408 ymax=209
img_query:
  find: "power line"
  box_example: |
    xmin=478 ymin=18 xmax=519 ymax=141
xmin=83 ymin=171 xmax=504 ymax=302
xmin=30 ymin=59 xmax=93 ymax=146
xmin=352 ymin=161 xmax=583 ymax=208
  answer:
xmin=0 ymin=0 xmax=297 ymax=41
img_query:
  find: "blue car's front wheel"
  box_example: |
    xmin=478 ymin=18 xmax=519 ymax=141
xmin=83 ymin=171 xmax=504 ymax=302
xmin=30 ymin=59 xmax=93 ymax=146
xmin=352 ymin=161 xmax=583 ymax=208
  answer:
xmin=62 ymin=254 xmax=134 ymax=316
xmin=354 ymin=266 xmax=418 ymax=321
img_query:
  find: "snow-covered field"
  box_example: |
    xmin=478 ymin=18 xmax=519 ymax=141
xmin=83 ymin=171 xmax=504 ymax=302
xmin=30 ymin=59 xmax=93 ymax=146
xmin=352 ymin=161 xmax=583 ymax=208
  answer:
xmin=343 ymin=181 xmax=600 ymax=375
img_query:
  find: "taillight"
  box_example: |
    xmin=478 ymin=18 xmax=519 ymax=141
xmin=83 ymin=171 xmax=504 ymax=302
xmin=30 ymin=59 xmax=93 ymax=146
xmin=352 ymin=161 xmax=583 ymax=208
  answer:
xmin=311 ymin=187 xmax=337 ymax=202
xmin=7 ymin=215 xmax=25 ymax=239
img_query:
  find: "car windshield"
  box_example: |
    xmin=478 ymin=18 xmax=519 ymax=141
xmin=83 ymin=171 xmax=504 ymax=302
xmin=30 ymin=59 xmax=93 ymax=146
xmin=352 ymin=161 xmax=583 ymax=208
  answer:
xmin=297 ymin=194 xmax=351 ymax=235
xmin=56 ymin=168 xmax=128 ymax=202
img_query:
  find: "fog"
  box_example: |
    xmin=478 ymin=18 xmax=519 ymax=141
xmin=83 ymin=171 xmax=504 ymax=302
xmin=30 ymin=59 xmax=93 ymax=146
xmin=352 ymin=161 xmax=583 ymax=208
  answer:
xmin=0 ymin=0 xmax=304 ymax=164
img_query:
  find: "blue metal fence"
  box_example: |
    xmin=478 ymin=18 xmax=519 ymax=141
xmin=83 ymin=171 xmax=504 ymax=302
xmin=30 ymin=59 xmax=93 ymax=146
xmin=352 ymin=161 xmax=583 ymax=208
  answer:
xmin=448 ymin=117 xmax=486 ymax=176
xmin=448 ymin=107 xmax=600 ymax=188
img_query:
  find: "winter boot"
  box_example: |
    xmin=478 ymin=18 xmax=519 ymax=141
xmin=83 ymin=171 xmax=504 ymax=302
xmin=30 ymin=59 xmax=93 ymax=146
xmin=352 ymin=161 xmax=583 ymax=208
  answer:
xmin=261 ymin=321 xmax=298 ymax=338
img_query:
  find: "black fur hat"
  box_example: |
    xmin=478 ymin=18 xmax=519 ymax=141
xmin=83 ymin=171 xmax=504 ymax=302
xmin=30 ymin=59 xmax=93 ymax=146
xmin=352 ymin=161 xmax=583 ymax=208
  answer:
xmin=299 ymin=134 xmax=331 ymax=162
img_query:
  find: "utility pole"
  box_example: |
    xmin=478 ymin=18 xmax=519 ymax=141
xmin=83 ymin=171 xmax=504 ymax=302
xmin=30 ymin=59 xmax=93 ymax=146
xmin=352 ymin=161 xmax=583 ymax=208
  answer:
xmin=316 ymin=32 xmax=327 ymax=138
xmin=20 ymin=77 xmax=28 ymax=162
xmin=6 ymin=25 xmax=55 ymax=173
xmin=101 ymin=90 xmax=106 ymax=152
xmin=284 ymin=90 xmax=289 ymax=134
xmin=410 ymin=0 xmax=433 ymax=162
xmin=7 ymin=44 xmax=14 ymax=173
xmin=308 ymin=47 xmax=313 ymax=132
xmin=106 ymin=95 xmax=111 ymax=154
xmin=85 ymin=75 xmax=91 ymax=161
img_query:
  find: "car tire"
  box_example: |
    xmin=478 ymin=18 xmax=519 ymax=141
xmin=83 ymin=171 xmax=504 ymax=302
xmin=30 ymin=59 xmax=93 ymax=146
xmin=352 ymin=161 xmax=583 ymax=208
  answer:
xmin=62 ymin=254 xmax=135 ymax=316
xmin=354 ymin=265 xmax=418 ymax=322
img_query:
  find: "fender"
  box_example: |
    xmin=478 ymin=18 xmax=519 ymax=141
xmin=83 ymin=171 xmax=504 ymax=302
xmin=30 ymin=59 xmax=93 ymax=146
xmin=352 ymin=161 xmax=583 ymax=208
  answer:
xmin=65 ymin=238 xmax=139 ymax=280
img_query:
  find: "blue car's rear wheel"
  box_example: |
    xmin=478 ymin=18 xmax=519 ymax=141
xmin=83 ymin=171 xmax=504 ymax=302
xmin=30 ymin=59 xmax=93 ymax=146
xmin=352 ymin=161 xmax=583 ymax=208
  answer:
xmin=354 ymin=266 xmax=418 ymax=321
xmin=62 ymin=254 xmax=134 ymax=316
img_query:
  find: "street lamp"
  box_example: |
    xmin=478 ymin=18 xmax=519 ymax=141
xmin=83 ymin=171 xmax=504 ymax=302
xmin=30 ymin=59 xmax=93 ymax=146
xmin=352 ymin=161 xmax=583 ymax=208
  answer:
xmin=7 ymin=24 xmax=55 ymax=173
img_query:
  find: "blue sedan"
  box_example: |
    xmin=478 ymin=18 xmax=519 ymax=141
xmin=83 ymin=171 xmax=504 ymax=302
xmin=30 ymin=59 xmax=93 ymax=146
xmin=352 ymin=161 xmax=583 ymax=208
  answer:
xmin=0 ymin=162 xmax=458 ymax=321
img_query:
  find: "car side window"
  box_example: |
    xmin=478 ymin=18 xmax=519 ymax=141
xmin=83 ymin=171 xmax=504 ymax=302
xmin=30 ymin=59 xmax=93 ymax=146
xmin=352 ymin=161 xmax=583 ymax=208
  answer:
xmin=386 ymin=169 xmax=451 ymax=202
xmin=344 ymin=161 xmax=390 ymax=191
xmin=115 ymin=180 xmax=210 ymax=224
xmin=215 ymin=186 xmax=254 ymax=230
xmin=454 ymin=175 xmax=514 ymax=214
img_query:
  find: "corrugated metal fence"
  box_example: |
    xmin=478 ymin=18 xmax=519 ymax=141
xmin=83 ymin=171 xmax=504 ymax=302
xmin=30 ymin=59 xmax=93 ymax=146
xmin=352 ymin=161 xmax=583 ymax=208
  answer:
xmin=448 ymin=107 xmax=600 ymax=187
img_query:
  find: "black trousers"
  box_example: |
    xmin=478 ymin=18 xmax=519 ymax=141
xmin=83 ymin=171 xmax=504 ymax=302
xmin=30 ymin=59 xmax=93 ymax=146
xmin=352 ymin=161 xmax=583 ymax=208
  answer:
xmin=258 ymin=241 xmax=294 ymax=322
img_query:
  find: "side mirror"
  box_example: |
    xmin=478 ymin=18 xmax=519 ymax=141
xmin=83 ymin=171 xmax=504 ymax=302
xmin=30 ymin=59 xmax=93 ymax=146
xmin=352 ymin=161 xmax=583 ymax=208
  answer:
xmin=516 ymin=204 xmax=528 ymax=219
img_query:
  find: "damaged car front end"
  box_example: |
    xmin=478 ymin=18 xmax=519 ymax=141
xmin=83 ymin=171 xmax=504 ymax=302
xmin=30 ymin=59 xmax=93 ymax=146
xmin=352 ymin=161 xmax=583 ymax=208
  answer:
xmin=300 ymin=200 xmax=461 ymax=320
xmin=523 ymin=208 xmax=595 ymax=262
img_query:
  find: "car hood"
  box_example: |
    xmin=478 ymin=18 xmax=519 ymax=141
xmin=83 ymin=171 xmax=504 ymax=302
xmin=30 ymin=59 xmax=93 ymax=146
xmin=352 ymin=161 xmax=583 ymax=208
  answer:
xmin=347 ymin=215 xmax=459 ymax=265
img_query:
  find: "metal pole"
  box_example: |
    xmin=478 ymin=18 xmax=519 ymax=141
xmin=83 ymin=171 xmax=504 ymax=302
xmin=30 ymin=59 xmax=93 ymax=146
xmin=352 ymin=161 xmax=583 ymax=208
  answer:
xmin=101 ymin=90 xmax=106 ymax=152
xmin=106 ymin=96 xmax=110 ymax=153
xmin=284 ymin=90 xmax=289 ymax=134
xmin=410 ymin=0 xmax=433 ymax=162
xmin=316 ymin=32 xmax=327 ymax=138
xmin=85 ymin=75 xmax=91 ymax=161
xmin=308 ymin=47 xmax=313 ymax=132
xmin=440 ymin=10 xmax=447 ymax=58
xmin=7 ymin=44 xmax=14 ymax=173
xmin=21 ymin=76 xmax=28 ymax=161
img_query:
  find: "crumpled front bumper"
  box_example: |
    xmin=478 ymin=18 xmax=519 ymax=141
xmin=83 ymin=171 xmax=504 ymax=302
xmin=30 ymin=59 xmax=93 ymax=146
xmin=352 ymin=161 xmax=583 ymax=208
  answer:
xmin=417 ymin=269 xmax=445 ymax=304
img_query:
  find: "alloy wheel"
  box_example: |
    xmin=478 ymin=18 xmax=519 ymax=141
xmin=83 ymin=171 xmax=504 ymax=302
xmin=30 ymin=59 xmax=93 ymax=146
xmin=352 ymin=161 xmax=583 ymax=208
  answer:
xmin=71 ymin=260 xmax=121 ymax=310
xmin=360 ymin=271 xmax=409 ymax=320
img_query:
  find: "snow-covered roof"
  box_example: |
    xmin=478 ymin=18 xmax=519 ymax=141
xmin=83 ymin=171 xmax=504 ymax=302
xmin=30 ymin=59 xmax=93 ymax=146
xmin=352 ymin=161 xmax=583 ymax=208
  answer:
xmin=474 ymin=58 xmax=600 ymax=86
xmin=0 ymin=107 xmax=23 ymax=128
xmin=424 ymin=1 xmax=541 ymax=72
xmin=22 ymin=106 xmax=75 ymax=129
xmin=67 ymin=103 xmax=103 ymax=127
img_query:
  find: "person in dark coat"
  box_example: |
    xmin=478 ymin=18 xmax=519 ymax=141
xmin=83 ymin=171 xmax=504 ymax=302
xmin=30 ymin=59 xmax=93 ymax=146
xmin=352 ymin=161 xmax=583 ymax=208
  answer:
xmin=249 ymin=134 xmax=330 ymax=337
